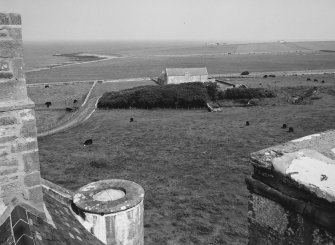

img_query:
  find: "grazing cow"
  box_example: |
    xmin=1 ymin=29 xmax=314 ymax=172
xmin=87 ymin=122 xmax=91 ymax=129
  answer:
xmin=321 ymin=80 xmax=325 ymax=83
xmin=73 ymin=99 xmax=78 ymax=104
xmin=246 ymin=121 xmax=250 ymax=126
xmin=84 ymin=139 xmax=93 ymax=146
xmin=130 ymin=117 xmax=134 ymax=122
xmin=263 ymin=75 xmax=268 ymax=78
xmin=269 ymin=74 xmax=276 ymax=78
xmin=314 ymin=79 xmax=318 ymax=82
xmin=306 ymin=78 xmax=311 ymax=81
xmin=288 ymin=127 xmax=294 ymax=133
xmin=282 ymin=124 xmax=287 ymax=129
xmin=45 ymin=85 xmax=49 ymax=88
xmin=65 ymin=107 xmax=74 ymax=112
xmin=45 ymin=101 xmax=52 ymax=108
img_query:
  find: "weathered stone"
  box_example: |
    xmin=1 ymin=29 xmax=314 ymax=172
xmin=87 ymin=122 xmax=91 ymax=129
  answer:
xmin=24 ymin=172 xmax=41 ymax=187
xmin=0 ymin=155 xmax=18 ymax=167
xmin=23 ymin=151 xmax=40 ymax=173
xmin=0 ymin=27 xmax=21 ymax=40
xmin=14 ymin=140 xmax=38 ymax=152
xmin=0 ymin=116 xmax=17 ymax=126
xmin=11 ymin=58 xmax=25 ymax=79
xmin=8 ymin=13 xmax=21 ymax=25
xmin=0 ymin=13 xmax=9 ymax=25
xmin=20 ymin=120 xmax=37 ymax=138
xmin=24 ymin=186 xmax=43 ymax=206
xmin=0 ymin=60 xmax=10 ymax=71
xmin=0 ymin=135 xmax=17 ymax=144
xmin=0 ymin=40 xmax=23 ymax=58
xmin=0 ymin=167 xmax=18 ymax=176
xmin=0 ymin=72 xmax=13 ymax=79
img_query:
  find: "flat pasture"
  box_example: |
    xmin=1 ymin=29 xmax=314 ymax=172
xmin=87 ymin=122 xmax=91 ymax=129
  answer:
xmin=217 ymin=73 xmax=335 ymax=88
xmin=38 ymin=85 xmax=335 ymax=244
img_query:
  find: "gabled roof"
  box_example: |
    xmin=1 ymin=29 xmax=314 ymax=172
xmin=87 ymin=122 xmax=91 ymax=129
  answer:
xmin=165 ymin=67 xmax=208 ymax=76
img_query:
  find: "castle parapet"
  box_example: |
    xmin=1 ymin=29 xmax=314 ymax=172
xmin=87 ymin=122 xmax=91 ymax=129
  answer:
xmin=246 ymin=130 xmax=335 ymax=244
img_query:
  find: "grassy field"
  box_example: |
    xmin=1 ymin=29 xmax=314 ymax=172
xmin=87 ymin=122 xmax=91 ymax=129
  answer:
xmin=217 ymin=73 xmax=335 ymax=88
xmin=27 ymin=83 xmax=93 ymax=107
xmin=37 ymin=83 xmax=335 ymax=244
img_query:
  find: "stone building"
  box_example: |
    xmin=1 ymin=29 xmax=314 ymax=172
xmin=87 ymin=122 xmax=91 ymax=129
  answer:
xmin=157 ymin=67 xmax=208 ymax=85
xmin=247 ymin=131 xmax=335 ymax=244
xmin=0 ymin=13 xmax=144 ymax=245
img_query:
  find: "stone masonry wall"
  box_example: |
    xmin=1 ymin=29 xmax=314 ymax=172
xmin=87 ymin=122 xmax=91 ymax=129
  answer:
xmin=0 ymin=13 xmax=44 ymax=216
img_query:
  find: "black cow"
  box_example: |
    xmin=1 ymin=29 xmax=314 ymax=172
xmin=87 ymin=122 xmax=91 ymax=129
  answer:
xmin=288 ymin=127 xmax=294 ymax=133
xmin=65 ymin=107 xmax=74 ymax=112
xmin=73 ymin=99 xmax=78 ymax=104
xmin=45 ymin=85 xmax=49 ymax=88
xmin=321 ymin=80 xmax=325 ymax=83
xmin=263 ymin=75 xmax=268 ymax=78
xmin=314 ymin=79 xmax=318 ymax=82
xmin=245 ymin=121 xmax=250 ymax=126
xmin=282 ymin=124 xmax=287 ymax=129
xmin=306 ymin=78 xmax=311 ymax=81
xmin=45 ymin=101 xmax=52 ymax=108
xmin=130 ymin=117 xmax=134 ymax=122
xmin=84 ymin=139 xmax=93 ymax=146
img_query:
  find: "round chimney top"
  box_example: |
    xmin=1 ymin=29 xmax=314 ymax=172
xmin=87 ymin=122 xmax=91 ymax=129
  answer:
xmin=73 ymin=179 xmax=144 ymax=214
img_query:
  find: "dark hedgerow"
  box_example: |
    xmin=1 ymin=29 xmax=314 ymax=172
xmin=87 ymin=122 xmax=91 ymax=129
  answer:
xmin=97 ymin=82 xmax=210 ymax=109
xmin=218 ymin=87 xmax=276 ymax=100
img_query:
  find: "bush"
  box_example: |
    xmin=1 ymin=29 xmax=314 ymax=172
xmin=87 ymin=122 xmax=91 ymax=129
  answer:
xmin=205 ymin=82 xmax=220 ymax=101
xmin=217 ymin=88 xmax=276 ymax=100
xmin=241 ymin=71 xmax=250 ymax=75
xmin=98 ymin=82 xmax=210 ymax=109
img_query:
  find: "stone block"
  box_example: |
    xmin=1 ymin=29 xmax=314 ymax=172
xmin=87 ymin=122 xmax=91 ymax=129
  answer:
xmin=0 ymin=40 xmax=23 ymax=58
xmin=0 ymin=59 xmax=10 ymax=71
xmin=24 ymin=172 xmax=41 ymax=187
xmin=24 ymin=186 xmax=43 ymax=205
xmin=0 ymin=155 xmax=18 ymax=167
xmin=0 ymin=79 xmax=28 ymax=102
xmin=0 ymin=13 xmax=9 ymax=25
xmin=9 ymin=13 xmax=21 ymax=25
xmin=0 ymin=135 xmax=17 ymax=144
xmin=0 ymin=116 xmax=17 ymax=126
xmin=14 ymin=140 xmax=38 ymax=153
xmin=12 ymin=58 xmax=25 ymax=79
xmin=0 ymin=27 xmax=22 ymax=41
xmin=0 ymin=167 xmax=18 ymax=176
xmin=23 ymin=151 xmax=40 ymax=173
xmin=20 ymin=120 xmax=37 ymax=138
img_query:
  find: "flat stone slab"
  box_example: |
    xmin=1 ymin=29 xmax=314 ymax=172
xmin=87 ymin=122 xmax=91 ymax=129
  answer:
xmin=73 ymin=179 xmax=144 ymax=214
xmin=251 ymin=130 xmax=335 ymax=202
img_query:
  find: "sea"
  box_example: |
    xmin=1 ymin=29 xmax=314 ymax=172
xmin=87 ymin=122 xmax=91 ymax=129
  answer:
xmin=23 ymin=41 xmax=335 ymax=84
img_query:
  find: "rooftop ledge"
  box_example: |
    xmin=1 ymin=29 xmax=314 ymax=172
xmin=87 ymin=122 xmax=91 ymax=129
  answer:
xmin=250 ymin=130 xmax=335 ymax=203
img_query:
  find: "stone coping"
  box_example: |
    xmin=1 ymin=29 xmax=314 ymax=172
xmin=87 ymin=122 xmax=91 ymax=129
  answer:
xmin=0 ymin=99 xmax=35 ymax=112
xmin=250 ymin=130 xmax=335 ymax=203
xmin=73 ymin=179 xmax=144 ymax=215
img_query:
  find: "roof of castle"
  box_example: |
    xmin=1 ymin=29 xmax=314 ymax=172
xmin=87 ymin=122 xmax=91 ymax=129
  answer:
xmin=165 ymin=67 xmax=208 ymax=76
xmin=0 ymin=180 xmax=104 ymax=245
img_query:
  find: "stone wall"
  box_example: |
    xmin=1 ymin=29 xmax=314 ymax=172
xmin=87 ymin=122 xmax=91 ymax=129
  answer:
xmin=247 ymin=131 xmax=335 ymax=244
xmin=0 ymin=13 xmax=44 ymax=216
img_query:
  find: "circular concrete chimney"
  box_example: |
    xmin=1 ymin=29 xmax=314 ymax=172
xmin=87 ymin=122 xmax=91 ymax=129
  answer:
xmin=72 ymin=179 xmax=144 ymax=245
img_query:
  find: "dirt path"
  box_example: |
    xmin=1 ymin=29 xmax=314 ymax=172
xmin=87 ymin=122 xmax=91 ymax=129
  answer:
xmin=37 ymin=81 xmax=100 ymax=138
xmin=37 ymin=96 xmax=100 ymax=138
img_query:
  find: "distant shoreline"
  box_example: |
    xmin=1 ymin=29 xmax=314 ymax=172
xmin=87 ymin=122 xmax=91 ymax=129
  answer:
xmin=26 ymin=52 xmax=123 ymax=73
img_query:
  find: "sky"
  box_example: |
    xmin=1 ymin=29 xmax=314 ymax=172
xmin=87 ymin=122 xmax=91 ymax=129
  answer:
xmin=1 ymin=0 xmax=335 ymax=42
